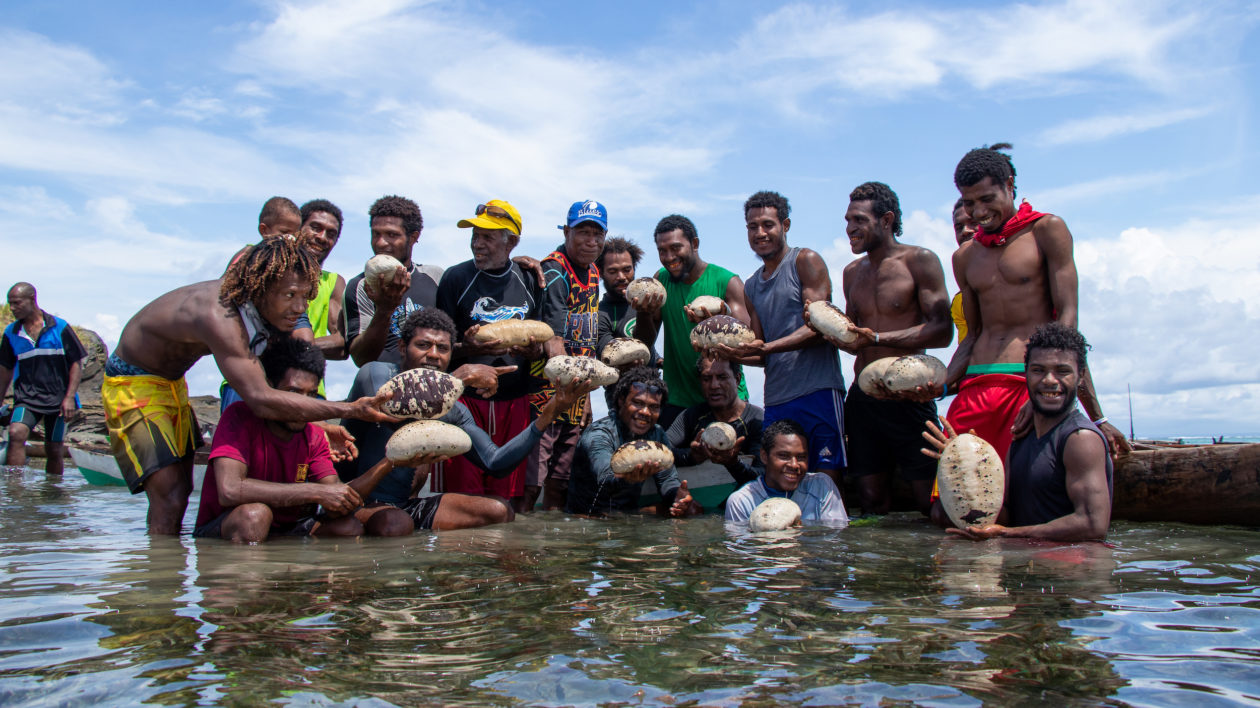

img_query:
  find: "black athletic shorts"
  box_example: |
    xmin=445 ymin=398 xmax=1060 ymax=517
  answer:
xmin=193 ymin=510 xmax=319 ymax=539
xmin=400 ymin=495 xmax=444 ymax=530
xmin=844 ymin=383 xmax=938 ymax=482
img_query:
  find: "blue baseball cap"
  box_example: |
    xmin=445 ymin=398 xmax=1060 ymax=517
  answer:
xmin=558 ymin=200 xmax=608 ymax=231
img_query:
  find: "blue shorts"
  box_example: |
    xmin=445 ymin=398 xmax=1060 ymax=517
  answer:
xmin=11 ymin=405 xmax=66 ymax=444
xmin=764 ymin=388 xmax=847 ymax=471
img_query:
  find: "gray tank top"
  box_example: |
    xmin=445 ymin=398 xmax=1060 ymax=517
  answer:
xmin=744 ymin=247 xmax=846 ymax=406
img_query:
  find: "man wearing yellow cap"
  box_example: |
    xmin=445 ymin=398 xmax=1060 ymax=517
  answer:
xmin=434 ymin=200 xmax=544 ymax=512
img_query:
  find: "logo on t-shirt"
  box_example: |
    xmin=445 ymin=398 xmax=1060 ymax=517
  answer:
xmin=472 ymin=297 xmax=528 ymax=323
xmin=295 ymin=463 xmax=309 ymax=482
xmin=389 ymin=298 xmax=422 ymax=339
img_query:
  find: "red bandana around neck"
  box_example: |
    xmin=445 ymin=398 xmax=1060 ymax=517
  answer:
xmin=974 ymin=200 xmax=1047 ymax=247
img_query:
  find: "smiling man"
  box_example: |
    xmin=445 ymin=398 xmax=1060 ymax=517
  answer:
xmin=297 ymin=199 xmax=348 ymax=364
xmin=666 ymin=355 xmax=763 ymax=495
xmin=926 ymin=323 xmax=1113 ymax=541
xmin=104 ymin=237 xmax=395 ymax=534
xmin=946 ymin=144 xmax=1127 ymax=461
xmin=724 ymin=419 xmax=849 ymax=527
xmin=344 ymin=195 xmax=444 ymax=367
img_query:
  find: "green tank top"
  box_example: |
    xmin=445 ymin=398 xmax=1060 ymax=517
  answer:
xmin=656 ymin=263 xmax=750 ymax=408
xmin=308 ymin=270 xmax=339 ymax=339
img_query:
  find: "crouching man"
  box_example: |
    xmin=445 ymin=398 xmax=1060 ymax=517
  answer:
xmin=924 ymin=322 xmax=1113 ymax=541
xmin=342 ymin=309 xmax=594 ymax=531
xmin=725 ymin=419 xmax=849 ymax=527
xmin=194 ymin=339 xmax=400 ymax=542
xmin=566 ymin=365 xmax=701 ymax=517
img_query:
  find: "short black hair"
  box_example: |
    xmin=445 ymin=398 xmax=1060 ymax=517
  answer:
xmin=613 ymin=364 xmax=668 ymax=411
xmin=259 ymin=196 xmax=300 ymax=229
xmin=1026 ymin=322 xmax=1090 ymax=372
xmin=369 ymin=195 xmax=423 ymax=235
xmin=743 ymin=191 xmax=790 ymax=222
xmin=260 ymin=336 xmax=326 ymax=387
xmin=952 ymin=197 xmax=965 ymax=213
xmin=597 ymin=236 xmax=644 ymax=270
xmin=954 ymin=142 xmax=1016 ymax=196
xmin=399 ymin=308 xmax=456 ymax=348
xmin=849 ymin=181 xmax=902 ymax=237
xmin=300 ymin=198 xmax=343 ymax=229
xmin=761 ymin=419 xmax=807 ymax=454
xmin=653 ymin=214 xmax=698 ymax=243
xmin=696 ymin=353 xmax=743 ymax=385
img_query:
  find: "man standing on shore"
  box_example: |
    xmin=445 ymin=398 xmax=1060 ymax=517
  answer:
xmin=947 ymin=144 xmax=1127 ymax=460
xmin=1 ymin=283 xmax=86 ymax=475
xmin=344 ymin=195 xmax=444 ymax=367
xmin=632 ymin=214 xmax=750 ymax=428
xmin=836 ymin=182 xmax=952 ymax=515
xmin=717 ymin=191 xmax=848 ymax=483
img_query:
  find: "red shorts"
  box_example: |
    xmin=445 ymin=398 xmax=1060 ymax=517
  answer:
xmin=431 ymin=395 xmax=532 ymax=498
xmin=945 ymin=373 xmax=1028 ymax=463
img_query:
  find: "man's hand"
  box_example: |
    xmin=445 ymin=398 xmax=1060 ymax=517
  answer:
xmin=461 ymin=325 xmax=508 ymax=356
xmin=1010 ymin=400 xmax=1033 ymax=441
xmin=632 ymin=290 xmax=664 ymax=315
xmin=395 ymin=451 xmax=452 ymax=468
xmin=451 ymin=363 xmax=516 ymax=398
xmin=367 ymin=265 xmax=410 ymax=309
xmin=347 ymin=392 xmax=403 ymax=424
xmin=551 ymin=378 xmax=595 ymax=412
xmin=683 ymin=301 xmax=724 ymax=323
xmin=707 ymin=436 xmax=745 ymax=465
xmin=688 ymin=436 xmax=711 ymax=465
xmin=316 ymin=483 xmax=363 ymax=516
xmin=946 ymin=523 xmax=1008 ymax=541
xmin=508 ymin=336 xmax=546 ymax=361
xmin=61 ymin=395 xmax=77 ymax=421
xmin=707 ymin=340 xmax=764 ymax=360
xmin=614 ymin=460 xmax=661 ymax=484
xmin=512 ymin=255 xmax=546 ymax=289
xmin=669 ymin=480 xmax=702 ymax=517
xmin=898 ymin=382 xmax=943 ymax=404
xmin=1098 ymin=421 xmax=1132 ymax=459
xmin=802 ymin=300 xmax=864 ymax=352
xmin=920 ymin=417 xmax=962 ymax=460
xmin=321 ymin=424 xmax=359 ymax=463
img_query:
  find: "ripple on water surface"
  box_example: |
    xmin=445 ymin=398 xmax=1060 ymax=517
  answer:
xmin=0 ymin=468 xmax=1258 ymax=705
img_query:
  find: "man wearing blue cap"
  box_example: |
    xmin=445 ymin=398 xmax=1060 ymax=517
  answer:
xmin=524 ymin=200 xmax=607 ymax=510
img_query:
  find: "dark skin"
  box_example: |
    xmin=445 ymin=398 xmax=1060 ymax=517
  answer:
xmin=633 ymin=228 xmax=751 ymax=335
xmin=455 ymin=227 xmax=546 ymax=362
xmin=298 ymin=210 xmax=348 ymax=360
xmin=541 ymin=222 xmax=605 ymax=359
xmin=949 ymin=176 xmax=1129 ymax=456
xmin=685 ymin=357 xmax=748 ymax=467
xmin=349 ymin=215 xmax=417 ymax=366
xmin=923 ymin=348 xmax=1112 ymax=541
xmin=761 ymin=433 xmax=810 ymax=494
xmin=2 ymin=284 xmax=80 ymax=474
xmin=599 ymin=250 xmax=662 ymax=351
xmin=612 ymin=385 xmax=701 ymax=517
xmin=113 ymin=272 xmax=394 ymax=535
xmin=828 ymin=198 xmax=952 ymax=514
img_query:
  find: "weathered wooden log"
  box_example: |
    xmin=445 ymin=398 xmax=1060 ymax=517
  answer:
xmin=1111 ymin=443 xmax=1260 ymax=526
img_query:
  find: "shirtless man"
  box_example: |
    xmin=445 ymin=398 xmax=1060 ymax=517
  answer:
xmin=104 ymin=236 xmax=393 ymax=535
xmin=947 ymin=144 xmax=1127 ymax=460
xmin=836 ymin=182 xmax=952 ymax=515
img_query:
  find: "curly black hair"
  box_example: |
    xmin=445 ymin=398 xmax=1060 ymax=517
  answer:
xmin=849 ymin=181 xmax=902 ymax=237
xmin=300 ymin=198 xmax=343 ymax=230
xmin=695 ymin=353 xmax=743 ymax=385
xmin=761 ymin=418 xmax=808 ymax=454
xmin=653 ymin=214 xmax=698 ymax=243
xmin=260 ymin=336 xmax=326 ymax=387
xmin=259 ymin=196 xmax=300 ymax=230
xmin=399 ymin=308 xmax=457 ymax=349
xmin=1025 ymin=322 xmax=1090 ymax=372
xmin=597 ymin=236 xmax=645 ymax=270
xmin=954 ymin=142 xmax=1016 ymax=195
xmin=220 ymin=236 xmax=320 ymax=308
xmin=743 ymin=191 xmax=790 ymax=222
xmin=613 ymin=364 xmax=668 ymax=412
xmin=369 ymin=195 xmax=423 ymax=235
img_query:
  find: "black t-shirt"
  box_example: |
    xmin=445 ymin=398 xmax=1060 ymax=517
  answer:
xmin=666 ymin=402 xmax=765 ymax=486
xmin=435 ymin=260 xmax=541 ymax=400
xmin=343 ymin=262 xmax=443 ymax=365
xmin=0 ymin=312 xmax=87 ymax=413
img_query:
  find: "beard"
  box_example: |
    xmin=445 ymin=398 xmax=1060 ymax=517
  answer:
xmin=1030 ymin=387 xmax=1078 ymax=418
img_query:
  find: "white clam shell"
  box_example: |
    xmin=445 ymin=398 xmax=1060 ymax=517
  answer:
xmin=882 ymin=354 xmax=947 ymax=393
xmin=690 ymin=315 xmax=755 ymax=350
xmin=601 ymin=338 xmax=651 ymax=368
xmin=700 ymin=421 xmax=738 ymax=451
xmin=806 ymin=301 xmax=857 ymax=344
xmin=609 ymin=440 xmax=673 ymax=482
xmin=376 ymin=368 xmax=464 ymax=420
xmin=688 ymin=295 xmax=725 ymax=318
xmin=385 ymin=419 xmax=473 ymax=464
xmin=857 ymin=357 xmax=900 ymax=396
xmin=626 ymin=278 xmax=666 ymax=304
xmin=936 ymin=433 xmax=1005 ymax=528
xmin=748 ymin=497 xmax=802 ymax=532
xmin=543 ymin=355 xmax=620 ymax=387
xmin=364 ymin=254 xmax=404 ymax=295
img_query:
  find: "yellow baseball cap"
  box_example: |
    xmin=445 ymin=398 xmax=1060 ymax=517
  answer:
xmin=457 ymin=199 xmax=522 ymax=236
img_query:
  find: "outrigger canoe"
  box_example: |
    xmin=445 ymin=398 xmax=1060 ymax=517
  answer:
xmin=69 ymin=446 xmax=207 ymax=491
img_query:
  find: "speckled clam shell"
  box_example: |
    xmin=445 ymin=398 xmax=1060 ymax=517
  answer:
xmin=748 ymin=497 xmax=802 ymax=532
xmin=883 ymin=354 xmax=947 ymax=393
xmin=689 ymin=315 xmax=755 ymax=350
xmin=857 ymin=357 xmax=900 ymax=396
xmin=700 ymin=421 xmax=738 ymax=451
xmin=609 ymin=440 xmax=674 ymax=482
xmin=364 ymin=254 xmax=404 ymax=295
xmin=936 ymin=433 xmax=1004 ymax=528
xmin=806 ymin=301 xmax=857 ymax=343
xmin=543 ymin=355 xmax=620 ymax=387
xmin=626 ymin=277 xmax=666 ymax=304
xmin=688 ymin=295 xmax=725 ymax=318
xmin=472 ymin=319 xmax=554 ymax=348
xmin=601 ymin=338 xmax=651 ymax=368
xmin=385 ymin=419 xmax=472 ymax=464
xmin=376 ymin=368 xmax=464 ymax=420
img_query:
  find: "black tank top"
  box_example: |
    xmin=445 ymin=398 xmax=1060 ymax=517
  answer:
xmin=1006 ymin=409 xmax=1113 ymax=527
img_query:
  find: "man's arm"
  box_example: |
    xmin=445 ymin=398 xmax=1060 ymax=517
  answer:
xmin=724 ymin=275 xmax=752 ymax=327
xmin=729 ymin=249 xmax=830 ymax=361
xmin=1036 ymin=216 xmax=1079 ymax=329
xmin=0 ymin=364 xmax=12 ymax=403
xmin=944 ymin=247 xmax=980 ymax=390
xmin=854 ymin=249 xmax=954 ymax=351
xmin=61 ymin=360 xmax=82 ymax=419
xmin=314 ymin=274 xmax=347 ymax=360
xmin=348 ymin=267 xmax=409 ymax=366
xmin=539 ymin=262 xmax=571 ymax=358
xmin=213 ymin=457 xmax=361 ymax=516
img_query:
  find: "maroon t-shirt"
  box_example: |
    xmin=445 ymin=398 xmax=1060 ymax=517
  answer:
xmin=196 ymin=402 xmax=337 ymax=527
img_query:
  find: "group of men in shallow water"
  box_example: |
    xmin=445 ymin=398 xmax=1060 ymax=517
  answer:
xmin=5 ymin=143 xmax=1124 ymax=544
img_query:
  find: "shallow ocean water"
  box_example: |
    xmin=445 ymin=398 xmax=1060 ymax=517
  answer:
xmin=1 ymin=466 xmax=1258 ymax=706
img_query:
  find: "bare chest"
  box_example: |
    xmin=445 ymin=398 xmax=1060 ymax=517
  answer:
xmin=964 ymin=233 xmax=1045 ymax=295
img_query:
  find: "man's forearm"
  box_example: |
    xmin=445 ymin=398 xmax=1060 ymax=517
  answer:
xmin=314 ymin=333 xmax=346 ymax=361
xmin=1077 ymin=367 xmax=1105 ymax=420
xmin=762 ymin=324 xmax=820 ymax=356
xmin=348 ymin=458 xmax=394 ymax=498
xmin=65 ymin=361 xmax=82 ymax=401
xmin=1000 ymin=511 xmax=1106 ymax=542
xmin=349 ymin=310 xmax=392 ymax=366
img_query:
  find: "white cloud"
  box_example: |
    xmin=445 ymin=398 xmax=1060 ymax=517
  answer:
xmin=1038 ymin=107 xmax=1214 ymax=145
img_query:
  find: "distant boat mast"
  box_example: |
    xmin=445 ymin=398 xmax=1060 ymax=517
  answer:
xmin=1127 ymin=383 xmax=1135 ymax=441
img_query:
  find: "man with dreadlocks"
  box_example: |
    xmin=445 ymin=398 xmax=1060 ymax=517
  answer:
xmin=946 ymin=143 xmax=1128 ymax=462
xmin=103 ymin=236 xmax=395 ymax=535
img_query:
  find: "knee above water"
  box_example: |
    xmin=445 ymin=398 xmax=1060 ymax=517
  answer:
xmin=367 ymin=509 xmax=414 ymax=536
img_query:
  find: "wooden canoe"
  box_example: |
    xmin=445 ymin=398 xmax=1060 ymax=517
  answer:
xmin=1111 ymin=442 xmax=1260 ymax=525
xmin=69 ymin=446 xmax=208 ymax=491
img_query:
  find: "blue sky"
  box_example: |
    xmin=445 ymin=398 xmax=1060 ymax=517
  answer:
xmin=2 ymin=0 xmax=1258 ymax=437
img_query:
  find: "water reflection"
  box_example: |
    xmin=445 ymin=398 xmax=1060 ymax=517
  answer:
xmin=0 ymin=473 xmax=1258 ymax=706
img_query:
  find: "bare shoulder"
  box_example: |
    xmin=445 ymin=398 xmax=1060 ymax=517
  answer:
xmin=796 ymin=247 xmax=826 ymax=267
xmin=1032 ymin=214 xmax=1072 ymax=243
xmin=905 ymin=244 xmax=946 ymax=271
xmin=1064 ymin=427 xmax=1108 ymax=463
